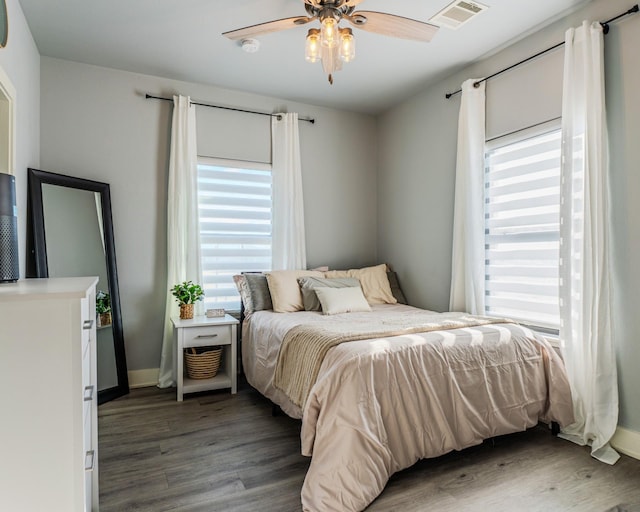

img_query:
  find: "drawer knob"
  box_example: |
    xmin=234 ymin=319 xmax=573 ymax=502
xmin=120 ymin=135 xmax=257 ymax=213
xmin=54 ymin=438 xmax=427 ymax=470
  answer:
xmin=84 ymin=450 xmax=95 ymax=471
xmin=83 ymin=319 xmax=94 ymax=330
xmin=195 ymin=333 xmax=218 ymax=339
xmin=83 ymin=385 xmax=95 ymax=402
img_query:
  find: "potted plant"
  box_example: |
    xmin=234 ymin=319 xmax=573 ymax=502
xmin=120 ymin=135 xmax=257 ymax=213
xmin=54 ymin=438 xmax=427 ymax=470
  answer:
xmin=171 ymin=280 xmax=205 ymax=319
xmin=96 ymin=290 xmax=112 ymax=327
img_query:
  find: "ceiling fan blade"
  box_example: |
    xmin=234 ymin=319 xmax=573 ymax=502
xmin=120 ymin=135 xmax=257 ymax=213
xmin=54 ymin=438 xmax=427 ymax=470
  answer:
xmin=343 ymin=0 xmax=366 ymax=6
xmin=223 ymin=16 xmax=312 ymax=41
xmin=347 ymin=11 xmax=439 ymax=42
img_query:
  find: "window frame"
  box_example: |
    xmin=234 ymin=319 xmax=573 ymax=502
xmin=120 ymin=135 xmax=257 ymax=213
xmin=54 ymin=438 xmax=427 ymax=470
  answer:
xmin=196 ymin=156 xmax=273 ymax=313
xmin=484 ymin=119 xmax=562 ymax=334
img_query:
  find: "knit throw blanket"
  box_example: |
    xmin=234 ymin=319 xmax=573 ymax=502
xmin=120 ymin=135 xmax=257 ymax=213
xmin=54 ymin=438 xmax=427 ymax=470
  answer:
xmin=273 ymin=312 xmax=512 ymax=409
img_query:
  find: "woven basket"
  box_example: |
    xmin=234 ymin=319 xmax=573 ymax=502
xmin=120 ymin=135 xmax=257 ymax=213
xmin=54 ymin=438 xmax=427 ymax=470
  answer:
xmin=184 ymin=347 xmax=222 ymax=379
xmin=180 ymin=303 xmax=194 ymax=319
xmin=98 ymin=312 xmax=112 ymax=327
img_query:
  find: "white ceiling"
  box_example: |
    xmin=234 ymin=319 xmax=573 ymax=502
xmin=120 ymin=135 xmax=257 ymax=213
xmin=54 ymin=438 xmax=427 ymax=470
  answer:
xmin=18 ymin=0 xmax=588 ymax=114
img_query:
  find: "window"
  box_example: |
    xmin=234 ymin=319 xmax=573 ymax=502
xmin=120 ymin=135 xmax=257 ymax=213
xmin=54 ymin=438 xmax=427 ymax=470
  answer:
xmin=484 ymin=125 xmax=561 ymax=331
xmin=197 ymin=157 xmax=272 ymax=311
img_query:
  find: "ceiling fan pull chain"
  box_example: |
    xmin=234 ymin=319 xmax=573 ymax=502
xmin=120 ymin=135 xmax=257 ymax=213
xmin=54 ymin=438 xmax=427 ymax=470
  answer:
xmin=328 ymin=73 xmax=334 ymax=85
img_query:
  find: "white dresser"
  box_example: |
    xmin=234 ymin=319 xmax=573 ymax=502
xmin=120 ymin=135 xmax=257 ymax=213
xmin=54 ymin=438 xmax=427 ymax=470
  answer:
xmin=0 ymin=277 xmax=99 ymax=511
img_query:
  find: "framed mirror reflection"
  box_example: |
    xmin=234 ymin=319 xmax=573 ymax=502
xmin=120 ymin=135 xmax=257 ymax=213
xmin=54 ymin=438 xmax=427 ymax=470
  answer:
xmin=27 ymin=168 xmax=129 ymax=404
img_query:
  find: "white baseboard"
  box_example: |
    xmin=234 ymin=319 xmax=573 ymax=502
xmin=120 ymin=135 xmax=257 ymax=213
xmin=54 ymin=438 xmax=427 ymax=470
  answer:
xmin=128 ymin=368 xmax=159 ymax=389
xmin=611 ymin=426 xmax=640 ymax=461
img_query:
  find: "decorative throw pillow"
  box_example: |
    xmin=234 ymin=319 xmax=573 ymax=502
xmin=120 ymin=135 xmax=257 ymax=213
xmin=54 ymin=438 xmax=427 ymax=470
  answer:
xmin=314 ymin=286 xmax=372 ymax=315
xmin=233 ymin=275 xmax=254 ymax=314
xmin=387 ymin=271 xmax=408 ymax=305
xmin=243 ymin=273 xmax=273 ymax=311
xmin=325 ymin=264 xmax=397 ymax=305
xmin=297 ymin=277 xmax=361 ymax=312
xmin=266 ymin=270 xmax=324 ymax=313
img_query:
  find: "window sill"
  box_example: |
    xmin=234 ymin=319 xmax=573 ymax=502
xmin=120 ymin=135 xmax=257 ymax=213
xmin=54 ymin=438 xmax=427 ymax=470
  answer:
xmin=542 ymin=334 xmax=560 ymax=349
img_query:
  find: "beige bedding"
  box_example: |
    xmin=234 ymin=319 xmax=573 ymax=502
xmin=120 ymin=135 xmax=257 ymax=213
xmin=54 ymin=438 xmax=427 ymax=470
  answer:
xmin=242 ymin=304 xmax=574 ymax=512
xmin=274 ymin=312 xmax=513 ymax=409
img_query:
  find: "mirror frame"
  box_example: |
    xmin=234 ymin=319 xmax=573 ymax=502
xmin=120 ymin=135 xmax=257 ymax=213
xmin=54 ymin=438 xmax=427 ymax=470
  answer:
xmin=0 ymin=0 xmax=7 ymax=49
xmin=27 ymin=168 xmax=129 ymax=404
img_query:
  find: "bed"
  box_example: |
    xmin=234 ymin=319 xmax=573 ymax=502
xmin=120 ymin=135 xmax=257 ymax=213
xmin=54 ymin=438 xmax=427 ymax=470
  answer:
xmin=237 ymin=269 xmax=574 ymax=512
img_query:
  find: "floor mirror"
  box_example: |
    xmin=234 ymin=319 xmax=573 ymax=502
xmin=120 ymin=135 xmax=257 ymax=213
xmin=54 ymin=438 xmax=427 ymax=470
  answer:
xmin=27 ymin=168 xmax=129 ymax=404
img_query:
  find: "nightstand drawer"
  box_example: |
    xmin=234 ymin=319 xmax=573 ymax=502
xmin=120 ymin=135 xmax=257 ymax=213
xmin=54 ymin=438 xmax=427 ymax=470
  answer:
xmin=183 ymin=325 xmax=231 ymax=348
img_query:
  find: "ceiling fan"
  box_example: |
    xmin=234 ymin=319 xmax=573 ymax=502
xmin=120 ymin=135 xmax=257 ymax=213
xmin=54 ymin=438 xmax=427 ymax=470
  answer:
xmin=223 ymin=0 xmax=440 ymax=84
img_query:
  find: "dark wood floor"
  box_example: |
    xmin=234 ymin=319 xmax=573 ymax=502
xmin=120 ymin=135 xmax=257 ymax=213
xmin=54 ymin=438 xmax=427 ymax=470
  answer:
xmin=99 ymin=385 xmax=640 ymax=512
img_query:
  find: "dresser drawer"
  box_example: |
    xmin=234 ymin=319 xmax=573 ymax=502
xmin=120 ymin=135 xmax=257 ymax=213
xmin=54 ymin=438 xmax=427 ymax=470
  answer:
xmin=85 ymin=469 xmax=93 ymax=512
xmin=82 ymin=342 xmax=92 ymax=390
xmin=83 ymin=360 xmax=97 ymax=511
xmin=84 ymin=411 xmax=95 ymax=512
xmin=183 ymin=325 xmax=231 ymax=348
xmin=84 ymin=406 xmax=93 ymax=450
xmin=83 ymin=384 xmax=95 ymax=422
xmin=80 ymin=297 xmax=93 ymax=352
xmin=81 ymin=320 xmax=94 ymax=356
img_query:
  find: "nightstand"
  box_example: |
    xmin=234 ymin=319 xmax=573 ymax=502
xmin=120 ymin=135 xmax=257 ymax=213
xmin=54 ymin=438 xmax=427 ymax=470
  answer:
xmin=172 ymin=314 xmax=239 ymax=401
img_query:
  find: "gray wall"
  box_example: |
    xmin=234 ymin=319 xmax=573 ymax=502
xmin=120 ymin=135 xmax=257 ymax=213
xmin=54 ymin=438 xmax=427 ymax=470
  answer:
xmin=0 ymin=0 xmax=40 ymax=275
xmin=377 ymin=0 xmax=640 ymax=432
xmin=39 ymin=57 xmax=378 ymax=372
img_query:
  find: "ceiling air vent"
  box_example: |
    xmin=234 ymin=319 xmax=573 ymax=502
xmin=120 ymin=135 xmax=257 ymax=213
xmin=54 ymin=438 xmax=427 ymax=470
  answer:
xmin=430 ymin=1 xmax=488 ymax=30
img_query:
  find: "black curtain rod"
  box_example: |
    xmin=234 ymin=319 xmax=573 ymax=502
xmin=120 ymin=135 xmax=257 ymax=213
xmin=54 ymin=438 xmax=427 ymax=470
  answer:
xmin=445 ymin=4 xmax=639 ymax=99
xmin=145 ymin=94 xmax=316 ymax=124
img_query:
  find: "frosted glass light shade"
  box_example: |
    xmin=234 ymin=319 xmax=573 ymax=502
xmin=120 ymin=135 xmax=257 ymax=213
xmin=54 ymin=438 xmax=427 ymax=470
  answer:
xmin=321 ymin=17 xmax=338 ymax=48
xmin=305 ymin=29 xmax=321 ymax=62
xmin=339 ymin=28 xmax=355 ymax=62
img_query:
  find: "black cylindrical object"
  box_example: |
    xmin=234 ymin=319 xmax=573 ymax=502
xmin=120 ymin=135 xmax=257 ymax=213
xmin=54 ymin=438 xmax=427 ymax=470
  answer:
xmin=0 ymin=173 xmax=19 ymax=282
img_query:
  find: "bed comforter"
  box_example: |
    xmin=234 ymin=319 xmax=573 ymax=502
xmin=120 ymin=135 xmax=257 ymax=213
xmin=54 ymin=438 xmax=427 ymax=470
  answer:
xmin=242 ymin=304 xmax=574 ymax=512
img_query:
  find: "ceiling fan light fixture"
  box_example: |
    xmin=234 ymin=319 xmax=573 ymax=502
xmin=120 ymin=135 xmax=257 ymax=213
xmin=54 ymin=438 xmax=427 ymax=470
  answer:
xmin=222 ymin=0 xmax=441 ymax=85
xmin=305 ymin=29 xmax=321 ymax=63
xmin=339 ymin=28 xmax=355 ymax=63
xmin=320 ymin=17 xmax=338 ymax=48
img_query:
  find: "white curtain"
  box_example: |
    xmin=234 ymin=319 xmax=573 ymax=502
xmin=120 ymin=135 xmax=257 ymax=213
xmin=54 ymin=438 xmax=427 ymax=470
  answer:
xmin=158 ymin=95 xmax=202 ymax=388
xmin=271 ymin=113 xmax=307 ymax=270
xmin=558 ymin=21 xmax=619 ymax=465
xmin=449 ymin=79 xmax=486 ymax=314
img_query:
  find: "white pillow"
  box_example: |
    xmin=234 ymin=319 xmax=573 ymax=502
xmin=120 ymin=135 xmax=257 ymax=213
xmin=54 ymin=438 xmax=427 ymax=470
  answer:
xmin=314 ymin=286 xmax=372 ymax=315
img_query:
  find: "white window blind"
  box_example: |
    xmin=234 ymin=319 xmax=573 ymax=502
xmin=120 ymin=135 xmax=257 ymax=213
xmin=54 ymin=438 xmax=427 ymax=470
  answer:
xmin=484 ymin=126 xmax=561 ymax=331
xmin=197 ymin=157 xmax=272 ymax=311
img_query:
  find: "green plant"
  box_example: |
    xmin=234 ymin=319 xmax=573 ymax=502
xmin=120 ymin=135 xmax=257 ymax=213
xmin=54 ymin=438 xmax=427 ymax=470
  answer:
xmin=96 ymin=290 xmax=111 ymax=314
xmin=171 ymin=281 xmax=205 ymax=305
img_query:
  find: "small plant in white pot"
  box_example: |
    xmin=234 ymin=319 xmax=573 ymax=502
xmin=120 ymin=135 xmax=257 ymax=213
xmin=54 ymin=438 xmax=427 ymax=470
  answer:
xmin=171 ymin=281 xmax=204 ymax=319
